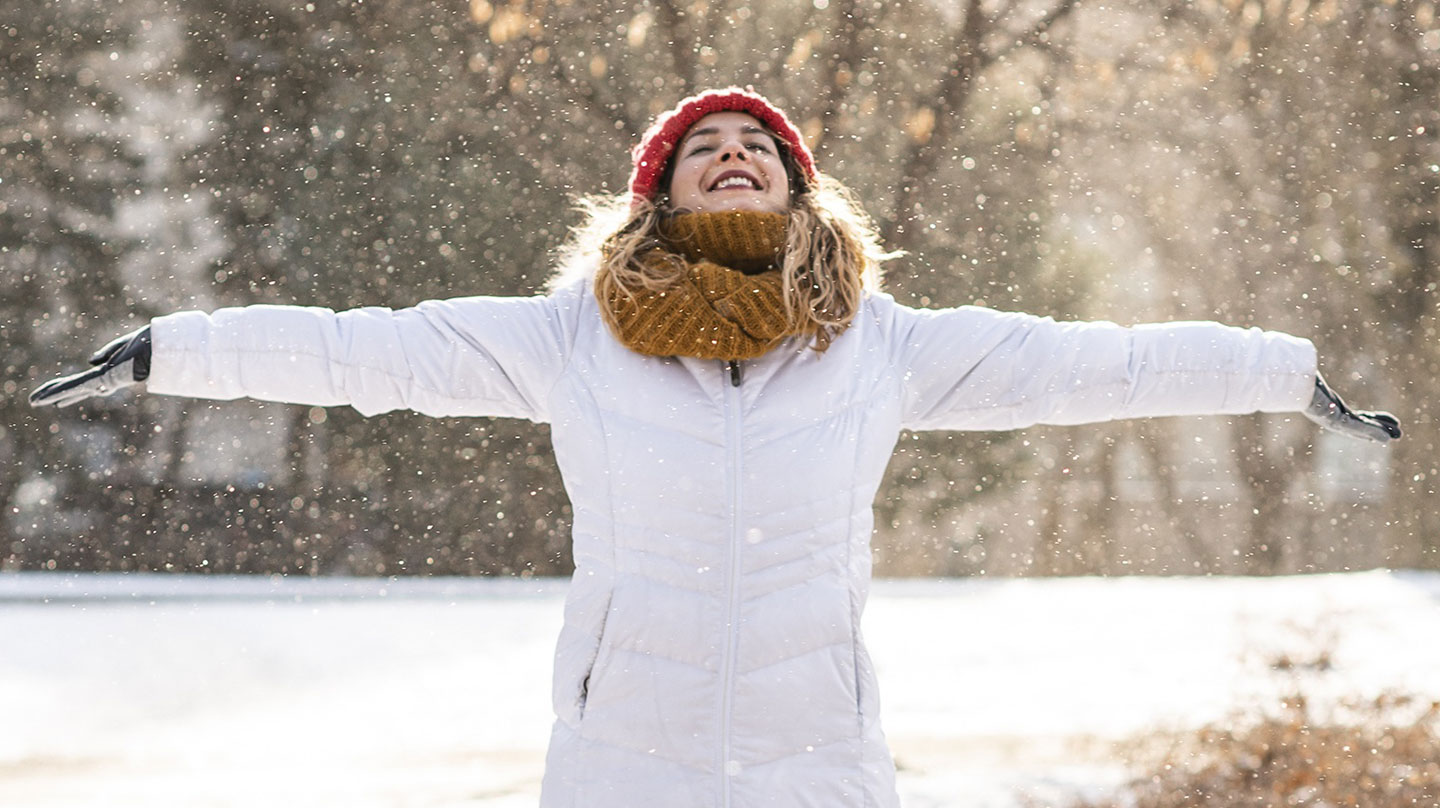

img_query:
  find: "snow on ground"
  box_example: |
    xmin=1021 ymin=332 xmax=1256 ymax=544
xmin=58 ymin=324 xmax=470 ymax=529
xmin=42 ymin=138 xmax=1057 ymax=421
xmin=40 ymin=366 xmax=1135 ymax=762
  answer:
xmin=2 ymin=570 xmax=1439 ymax=808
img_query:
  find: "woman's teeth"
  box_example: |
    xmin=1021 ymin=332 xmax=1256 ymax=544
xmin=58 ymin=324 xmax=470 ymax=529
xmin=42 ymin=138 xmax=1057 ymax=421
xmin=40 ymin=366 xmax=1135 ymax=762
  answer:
xmin=713 ymin=176 xmax=758 ymax=190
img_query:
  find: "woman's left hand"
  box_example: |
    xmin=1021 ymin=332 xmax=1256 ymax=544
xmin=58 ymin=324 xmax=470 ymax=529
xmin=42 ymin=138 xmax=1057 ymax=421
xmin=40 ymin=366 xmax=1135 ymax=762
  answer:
xmin=1303 ymin=373 xmax=1402 ymax=444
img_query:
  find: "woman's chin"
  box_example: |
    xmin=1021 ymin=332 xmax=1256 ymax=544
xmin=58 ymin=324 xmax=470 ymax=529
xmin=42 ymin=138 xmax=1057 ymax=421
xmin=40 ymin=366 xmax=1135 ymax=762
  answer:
xmin=691 ymin=196 xmax=786 ymax=214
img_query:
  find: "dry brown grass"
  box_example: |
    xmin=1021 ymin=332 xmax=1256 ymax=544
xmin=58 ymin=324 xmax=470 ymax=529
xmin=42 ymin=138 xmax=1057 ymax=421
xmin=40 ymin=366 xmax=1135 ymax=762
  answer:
xmin=1070 ymin=691 xmax=1440 ymax=808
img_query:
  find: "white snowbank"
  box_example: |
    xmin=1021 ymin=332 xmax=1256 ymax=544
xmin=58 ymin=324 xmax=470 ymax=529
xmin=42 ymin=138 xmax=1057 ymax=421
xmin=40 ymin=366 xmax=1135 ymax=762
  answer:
xmin=2 ymin=570 xmax=1437 ymax=807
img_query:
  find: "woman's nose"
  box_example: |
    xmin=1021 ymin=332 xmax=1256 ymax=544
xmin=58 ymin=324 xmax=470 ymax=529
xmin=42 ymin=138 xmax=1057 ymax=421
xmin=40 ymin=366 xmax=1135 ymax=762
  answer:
xmin=718 ymin=144 xmax=748 ymax=162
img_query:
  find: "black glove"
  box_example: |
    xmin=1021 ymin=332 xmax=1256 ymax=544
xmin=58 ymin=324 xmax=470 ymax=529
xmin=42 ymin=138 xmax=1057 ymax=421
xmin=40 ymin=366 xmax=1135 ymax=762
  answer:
xmin=29 ymin=326 xmax=152 ymax=408
xmin=1303 ymin=373 xmax=1401 ymax=444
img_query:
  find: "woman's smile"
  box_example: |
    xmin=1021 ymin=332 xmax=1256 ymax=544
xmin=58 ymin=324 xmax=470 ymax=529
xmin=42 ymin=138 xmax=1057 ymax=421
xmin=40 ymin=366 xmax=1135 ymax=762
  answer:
xmin=708 ymin=169 xmax=763 ymax=191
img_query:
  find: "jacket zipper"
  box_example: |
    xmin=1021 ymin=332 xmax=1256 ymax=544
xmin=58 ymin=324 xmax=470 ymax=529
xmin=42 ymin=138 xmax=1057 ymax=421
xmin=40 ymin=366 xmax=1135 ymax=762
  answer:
xmin=719 ymin=359 xmax=743 ymax=805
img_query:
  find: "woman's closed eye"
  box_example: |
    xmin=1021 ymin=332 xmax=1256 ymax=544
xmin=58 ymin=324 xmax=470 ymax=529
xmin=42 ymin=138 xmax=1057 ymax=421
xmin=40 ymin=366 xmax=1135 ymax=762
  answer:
xmin=685 ymin=141 xmax=773 ymax=158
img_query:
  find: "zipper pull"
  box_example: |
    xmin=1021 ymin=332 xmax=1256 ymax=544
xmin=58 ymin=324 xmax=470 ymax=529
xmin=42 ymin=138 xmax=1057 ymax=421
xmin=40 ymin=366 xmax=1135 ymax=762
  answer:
xmin=727 ymin=359 xmax=742 ymax=387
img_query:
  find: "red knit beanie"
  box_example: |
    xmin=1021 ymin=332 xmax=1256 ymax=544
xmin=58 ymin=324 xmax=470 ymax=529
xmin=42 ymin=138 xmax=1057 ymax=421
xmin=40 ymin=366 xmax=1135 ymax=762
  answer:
xmin=628 ymin=87 xmax=817 ymax=206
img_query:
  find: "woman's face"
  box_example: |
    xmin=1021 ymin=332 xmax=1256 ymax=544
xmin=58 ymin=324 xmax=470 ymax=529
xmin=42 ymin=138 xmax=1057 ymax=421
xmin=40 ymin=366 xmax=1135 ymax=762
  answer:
xmin=666 ymin=112 xmax=792 ymax=214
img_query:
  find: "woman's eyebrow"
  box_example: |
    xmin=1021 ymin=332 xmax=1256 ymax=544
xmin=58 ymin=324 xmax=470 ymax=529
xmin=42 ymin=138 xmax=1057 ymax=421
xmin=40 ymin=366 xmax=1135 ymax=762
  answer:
xmin=682 ymin=126 xmax=720 ymax=144
xmin=680 ymin=125 xmax=771 ymax=148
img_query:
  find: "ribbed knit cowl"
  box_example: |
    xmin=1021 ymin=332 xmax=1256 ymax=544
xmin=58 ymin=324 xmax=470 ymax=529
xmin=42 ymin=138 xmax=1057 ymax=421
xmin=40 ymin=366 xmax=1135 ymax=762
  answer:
xmin=596 ymin=211 xmax=798 ymax=361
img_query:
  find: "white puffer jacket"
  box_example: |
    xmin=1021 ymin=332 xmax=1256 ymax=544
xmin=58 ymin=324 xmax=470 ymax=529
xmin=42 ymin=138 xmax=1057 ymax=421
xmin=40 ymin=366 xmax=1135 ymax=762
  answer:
xmin=149 ymin=279 xmax=1316 ymax=807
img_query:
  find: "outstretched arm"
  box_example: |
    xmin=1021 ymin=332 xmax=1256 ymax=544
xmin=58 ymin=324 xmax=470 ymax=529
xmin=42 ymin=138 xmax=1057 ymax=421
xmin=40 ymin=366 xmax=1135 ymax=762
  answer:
xmin=889 ymin=302 xmax=1399 ymax=443
xmin=31 ymin=290 xmax=579 ymax=423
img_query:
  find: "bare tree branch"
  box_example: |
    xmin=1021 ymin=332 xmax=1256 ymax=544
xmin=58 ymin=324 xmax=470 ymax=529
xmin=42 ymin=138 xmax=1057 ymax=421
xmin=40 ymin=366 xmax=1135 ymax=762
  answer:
xmin=654 ymin=0 xmax=697 ymax=93
xmin=763 ymin=2 xmax=823 ymax=89
xmin=881 ymin=0 xmax=1083 ymax=248
xmin=882 ymin=0 xmax=991 ymax=246
xmin=991 ymin=0 xmax=1081 ymax=63
xmin=991 ymin=0 xmax=1030 ymax=35
xmin=552 ymin=55 xmax=643 ymax=141
xmin=815 ymin=0 xmax=866 ymax=152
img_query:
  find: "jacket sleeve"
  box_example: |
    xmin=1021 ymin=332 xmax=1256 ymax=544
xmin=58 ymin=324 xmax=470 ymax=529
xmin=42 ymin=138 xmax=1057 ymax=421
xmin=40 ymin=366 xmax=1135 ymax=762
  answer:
xmin=888 ymin=302 xmax=1317 ymax=432
xmin=145 ymin=290 xmax=578 ymax=422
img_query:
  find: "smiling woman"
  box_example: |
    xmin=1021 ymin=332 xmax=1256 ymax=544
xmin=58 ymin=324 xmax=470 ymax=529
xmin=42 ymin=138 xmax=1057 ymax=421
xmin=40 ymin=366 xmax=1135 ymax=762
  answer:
xmin=27 ymin=86 xmax=1400 ymax=808
xmin=577 ymin=88 xmax=886 ymax=363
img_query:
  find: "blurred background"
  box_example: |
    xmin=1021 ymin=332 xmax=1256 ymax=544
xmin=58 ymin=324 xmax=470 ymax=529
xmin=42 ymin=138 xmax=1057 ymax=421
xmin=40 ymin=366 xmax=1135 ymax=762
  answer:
xmin=2 ymin=0 xmax=1435 ymax=579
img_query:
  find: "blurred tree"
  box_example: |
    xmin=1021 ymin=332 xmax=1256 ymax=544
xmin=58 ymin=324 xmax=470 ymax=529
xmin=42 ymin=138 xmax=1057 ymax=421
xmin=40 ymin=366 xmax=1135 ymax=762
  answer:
xmin=1134 ymin=0 xmax=1436 ymax=571
xmin=977 ymin=0 xmax=1433 ymax=575
xmin=171 ymin=0 xmax=577 ymax=575
xmin=0 ymin=0 xmax=151 ymax=569
xmin=1351 ymin=0 xmax=1440 ymax=568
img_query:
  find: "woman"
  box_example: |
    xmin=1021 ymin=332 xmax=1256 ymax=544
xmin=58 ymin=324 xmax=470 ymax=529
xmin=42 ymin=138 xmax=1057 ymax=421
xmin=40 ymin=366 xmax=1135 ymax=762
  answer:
xmin=31 ymin=87 xmax=1399 ymax=807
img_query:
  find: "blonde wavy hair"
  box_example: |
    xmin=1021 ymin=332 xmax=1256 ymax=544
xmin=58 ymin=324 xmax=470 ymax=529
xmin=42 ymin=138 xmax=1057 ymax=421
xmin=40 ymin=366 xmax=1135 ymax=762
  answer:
xmin=550 ymin=171 xmax=895 ymax=353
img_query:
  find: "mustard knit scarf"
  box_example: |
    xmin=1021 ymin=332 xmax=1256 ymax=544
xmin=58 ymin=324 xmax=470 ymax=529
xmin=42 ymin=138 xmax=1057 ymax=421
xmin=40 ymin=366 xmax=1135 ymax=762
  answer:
xmin=597 ymin=211 xmax=796 ymax=361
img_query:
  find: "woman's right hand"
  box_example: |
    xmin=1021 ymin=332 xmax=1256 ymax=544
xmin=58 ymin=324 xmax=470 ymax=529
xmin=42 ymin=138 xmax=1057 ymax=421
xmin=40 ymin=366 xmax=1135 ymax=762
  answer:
xmin=29 ymin=326 xmax=152 ymax=408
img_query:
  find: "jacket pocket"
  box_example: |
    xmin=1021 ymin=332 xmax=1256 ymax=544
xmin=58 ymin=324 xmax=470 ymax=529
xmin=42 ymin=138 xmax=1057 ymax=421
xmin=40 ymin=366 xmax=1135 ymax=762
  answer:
xmin=552 ymin=583 xmax=615 ymax=728
xmin=852 ymin=631 xmax=864 ymax=735
xmin=850 ymin=601 xmax=875 ymax=738
xmin=576 ymin=589 xmax=616 ymax=722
